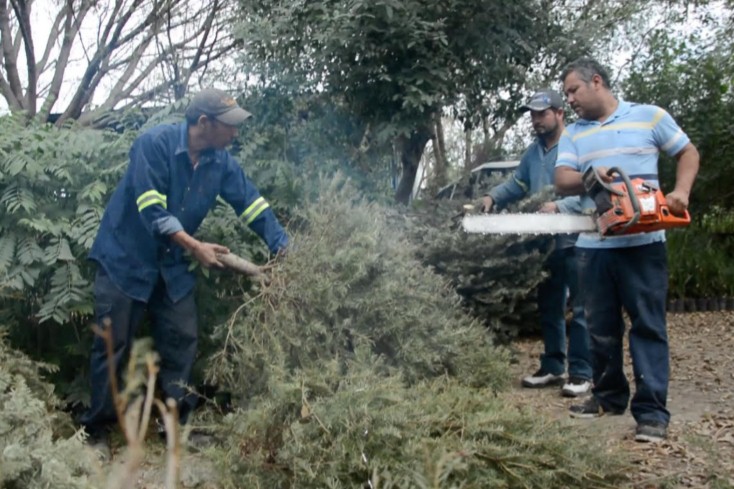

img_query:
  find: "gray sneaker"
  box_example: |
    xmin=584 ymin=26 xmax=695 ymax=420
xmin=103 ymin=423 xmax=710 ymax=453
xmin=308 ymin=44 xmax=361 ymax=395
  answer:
xmin=635 ymin=422 xmax=667 ymax=443
xmin=521 ymin=368 xmax=565 ymax=388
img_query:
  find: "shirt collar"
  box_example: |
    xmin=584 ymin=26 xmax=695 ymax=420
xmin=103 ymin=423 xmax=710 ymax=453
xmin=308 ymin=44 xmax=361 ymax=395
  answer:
xmin=176 ymin=122 xmax=217 ymax=165
xmin=175 ymin=122 xmax=189 ymax=156
xmin=536 ymin=137 xmax=558 ymax=152
xmin=576 ymin=98 xmax=631 ymax=126
xmin=607 ymin=99 xmax=631 ymax=122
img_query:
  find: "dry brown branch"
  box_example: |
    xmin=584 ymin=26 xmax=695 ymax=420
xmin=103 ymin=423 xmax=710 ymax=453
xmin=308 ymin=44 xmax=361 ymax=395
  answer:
xmin=137 ymin=353 xmax=160 ymax=442
xmin=154 ymin=398 xmax=181 ymax=489
xmin=106 ymin=397 xmax=145 ymax=489
xmin=91 ymin=319 xmax=183 ymax=488
xmin=92 ymin=318 xmax=127 ymax=434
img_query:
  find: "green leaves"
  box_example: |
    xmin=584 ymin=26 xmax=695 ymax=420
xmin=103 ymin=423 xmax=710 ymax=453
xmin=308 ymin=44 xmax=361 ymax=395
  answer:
xmin=1 ymin=183 xmax=37 ymax=213
xmin=236 ymin=0 xmax=552 ymax=129
xmin=0 ymin=337 xmax=99 ymax=488
xmin=37 ymin=263 xmax=90 ymax=324
xmin=0 ymin=115 xmax=128 ymax=324
xmin=44 ymin=237 xmax=76 ymax=265
xmin=0 ymin=234 xmax=16 ymax=274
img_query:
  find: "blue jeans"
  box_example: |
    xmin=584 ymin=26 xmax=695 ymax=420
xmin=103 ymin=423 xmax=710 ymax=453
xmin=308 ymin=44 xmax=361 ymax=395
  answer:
xmin=577 ymin=242 xmax=669 ymax=426
xmin=538 ymin=247 xmax=592 ymax=380
xmin=80 ymin=267 xmax=199 ymax=433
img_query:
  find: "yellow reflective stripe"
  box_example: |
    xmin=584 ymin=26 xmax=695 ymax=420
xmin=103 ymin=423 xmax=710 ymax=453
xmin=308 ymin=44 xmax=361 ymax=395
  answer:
xmin=136 ymin=190 xmax=167 ymax=212
xmin=246 ymin=201 xmax=270 ymax=224
xmin=240 ymin=196 xmax=270 ymax=224
xmin=240 ymin=197 xmax=265 ymax=218
xmin=138 ymin=196 xmax=166 ymax=212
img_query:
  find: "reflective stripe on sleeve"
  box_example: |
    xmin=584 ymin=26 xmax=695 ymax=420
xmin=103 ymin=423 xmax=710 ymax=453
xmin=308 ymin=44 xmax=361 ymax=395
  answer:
xmin=137 ymin=190 xmax=167 ymax=212
xmin=240 ymin=196 xmax=270 ymax=224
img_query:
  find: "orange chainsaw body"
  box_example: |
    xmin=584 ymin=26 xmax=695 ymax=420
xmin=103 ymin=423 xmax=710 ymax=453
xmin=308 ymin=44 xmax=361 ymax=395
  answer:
xmin=587 ymin=170 xmax=691 ymax=236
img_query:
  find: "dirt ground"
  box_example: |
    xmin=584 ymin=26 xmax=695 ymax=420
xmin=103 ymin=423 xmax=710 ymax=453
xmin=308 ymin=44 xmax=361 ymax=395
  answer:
xmin=508 ymin=311 xmax=734 ymax=489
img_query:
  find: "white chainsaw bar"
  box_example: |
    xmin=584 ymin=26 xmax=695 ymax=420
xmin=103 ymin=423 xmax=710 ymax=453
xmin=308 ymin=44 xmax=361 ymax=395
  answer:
xmin=462 ymin=213 xmax=598 ymax=235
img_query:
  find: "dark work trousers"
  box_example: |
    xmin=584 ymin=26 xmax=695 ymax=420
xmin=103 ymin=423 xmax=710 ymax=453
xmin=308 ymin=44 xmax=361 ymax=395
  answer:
xmin=576 ymin=242 xmax=670 ymax=426
xmin=537 ymin=247 xmax=592 ymax=380
xmin=79 ymin=267 xmax=199 ymax=434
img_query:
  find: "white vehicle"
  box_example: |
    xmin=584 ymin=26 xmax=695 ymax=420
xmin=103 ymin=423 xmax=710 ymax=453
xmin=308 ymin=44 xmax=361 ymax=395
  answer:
xmin=435 ymin=160 xmax=521 ymax=200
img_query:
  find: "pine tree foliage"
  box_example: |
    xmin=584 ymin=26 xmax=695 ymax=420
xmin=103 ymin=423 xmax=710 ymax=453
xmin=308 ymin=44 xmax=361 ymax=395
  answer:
xmin=204 ymin=176 xmax=626 ymax=488
xmin=0 ymin=335 xmax=99 ymax=489
xmin=206 ymin=175 xmax=509 ymax=392
xmin=407 ymin=190 xmax=556 ymax=341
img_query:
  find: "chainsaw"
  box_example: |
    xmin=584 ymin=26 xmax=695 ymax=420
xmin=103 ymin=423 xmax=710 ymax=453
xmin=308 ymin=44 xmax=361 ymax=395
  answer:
xmin=462 ymin=167 xmax=690 ymax=236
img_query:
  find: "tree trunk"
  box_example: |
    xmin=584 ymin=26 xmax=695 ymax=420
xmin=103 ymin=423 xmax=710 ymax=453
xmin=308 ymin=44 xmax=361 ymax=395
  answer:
xmin=394 ymin=125 xmax=433 ymax=205
xmin=464 ymin=129 xmax=472 ymax=169
xmin=432 ymin=114 xmax=448 ymax=189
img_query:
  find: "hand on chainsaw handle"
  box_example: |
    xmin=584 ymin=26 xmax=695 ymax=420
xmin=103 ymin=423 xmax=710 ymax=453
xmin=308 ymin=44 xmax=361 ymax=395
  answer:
xmin=592 ymin=166 xmax=615 ymax=184
xmin=481 ymin=195 xmax=494 ymax=213
xmin=538 ymin=202 xmax=559 ymax=214
xmin=665 ymin=190 xmax=689 ymax=217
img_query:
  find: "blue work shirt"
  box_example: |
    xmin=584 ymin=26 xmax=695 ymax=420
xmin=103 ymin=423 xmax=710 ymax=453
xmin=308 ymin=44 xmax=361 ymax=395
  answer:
xmin=89 ymin=122 xmax=288 ymax=303
xmin=487 ymin=138 xmax=581 ymax=249
xmin=556 ymin=100 xmax=690 ymax=249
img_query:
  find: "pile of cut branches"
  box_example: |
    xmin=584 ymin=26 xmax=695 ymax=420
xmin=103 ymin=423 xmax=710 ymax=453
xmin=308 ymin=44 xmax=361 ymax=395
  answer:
xmin=203 ymin=176 xmax=626 ymax=488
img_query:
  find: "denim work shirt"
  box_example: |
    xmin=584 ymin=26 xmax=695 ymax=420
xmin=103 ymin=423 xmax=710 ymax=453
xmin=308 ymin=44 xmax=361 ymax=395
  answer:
xmin=89 ymin=122 xmax=288 ymax=303
xmin=487 ymin=138 xmax=581 ymax=249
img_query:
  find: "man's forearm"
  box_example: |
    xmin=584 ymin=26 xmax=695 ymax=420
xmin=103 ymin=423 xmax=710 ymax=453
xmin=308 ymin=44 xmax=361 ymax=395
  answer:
xmin=171 ymin=230 xmax=201 ymax=253
xmin=673 ymin=144 xmax=700 ymax=196
xmin=554 ymin=167 xmax=585 ymax=196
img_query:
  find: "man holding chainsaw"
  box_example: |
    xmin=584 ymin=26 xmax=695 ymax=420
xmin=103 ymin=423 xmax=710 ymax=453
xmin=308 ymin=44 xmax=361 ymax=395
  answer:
xmin=481 ymin=89 xmax=593 ymax=398
xmin=555 ymin=58 xmax=699 ymax=442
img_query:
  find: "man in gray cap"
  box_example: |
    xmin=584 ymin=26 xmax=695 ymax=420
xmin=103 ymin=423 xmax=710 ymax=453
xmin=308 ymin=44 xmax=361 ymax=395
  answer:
xmin=481 ymin=89 xmax=592 ymax=397
xmin=80 ymin=88 xmax=288 ymax=459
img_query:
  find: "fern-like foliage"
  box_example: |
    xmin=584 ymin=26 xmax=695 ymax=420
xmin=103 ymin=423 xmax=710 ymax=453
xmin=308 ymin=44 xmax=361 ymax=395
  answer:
xmin=0 ymin=334 xmax=99 ymax=488
xmin=0 ymin=115 xmax=132 ymax=326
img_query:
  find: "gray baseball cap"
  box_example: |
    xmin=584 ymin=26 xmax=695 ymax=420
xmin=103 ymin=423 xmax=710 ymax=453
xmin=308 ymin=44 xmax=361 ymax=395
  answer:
xmin=519 ymin=89 xmax=564 ymax=112
xmin=185 ymin=88 xmax=252 ymax=125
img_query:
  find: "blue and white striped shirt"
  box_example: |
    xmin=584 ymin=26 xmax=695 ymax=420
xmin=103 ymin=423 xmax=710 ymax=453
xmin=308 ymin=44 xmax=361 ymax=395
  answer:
xmin=556 ymin=100 xmax=690 ymax=249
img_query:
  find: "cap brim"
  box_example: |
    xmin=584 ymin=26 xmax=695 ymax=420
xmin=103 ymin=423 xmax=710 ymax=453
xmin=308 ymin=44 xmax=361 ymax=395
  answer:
xmin=519 ymin=102 xmax=551 ymax=113
xmin=215 ymin=106 xmax=252 ymax=126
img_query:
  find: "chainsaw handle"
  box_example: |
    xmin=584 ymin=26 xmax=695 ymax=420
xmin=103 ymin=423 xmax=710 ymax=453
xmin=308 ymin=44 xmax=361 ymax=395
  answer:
xmin=660 ymin=207 xmax=691 ymax=224
xmin=583 ymin=166 xmax=624 ymax=196
xmin=606 ymin=167 xmax=641 ymax=233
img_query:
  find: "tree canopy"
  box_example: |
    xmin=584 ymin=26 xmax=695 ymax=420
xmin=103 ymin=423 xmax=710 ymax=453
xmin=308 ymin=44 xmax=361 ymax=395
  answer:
xmin=235 ymin=0 xmax=562 ymax=202
xmin=0 ymin=0 xmax=238 ymax=126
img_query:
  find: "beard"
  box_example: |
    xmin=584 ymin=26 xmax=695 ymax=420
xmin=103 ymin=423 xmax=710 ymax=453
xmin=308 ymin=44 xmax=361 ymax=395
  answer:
xmin=533 ymin=122 xmax=557 ymax=137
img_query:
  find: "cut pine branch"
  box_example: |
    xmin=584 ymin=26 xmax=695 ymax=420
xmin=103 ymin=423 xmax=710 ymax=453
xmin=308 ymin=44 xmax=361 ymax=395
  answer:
xmin=216 ymin=252 xmax=271 ymax=285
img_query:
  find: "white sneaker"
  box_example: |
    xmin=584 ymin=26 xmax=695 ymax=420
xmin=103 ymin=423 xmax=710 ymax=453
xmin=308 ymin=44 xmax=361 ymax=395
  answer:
xmin=561 ymin=377 xmax=592 ymax=397
xmin=521 ymin=368 xmax=565 ymax=388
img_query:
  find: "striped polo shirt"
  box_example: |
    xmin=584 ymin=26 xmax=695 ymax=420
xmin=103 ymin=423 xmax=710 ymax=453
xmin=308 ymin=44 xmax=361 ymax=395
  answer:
xmin=556 ymin=100 xmax=690 ymax=249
